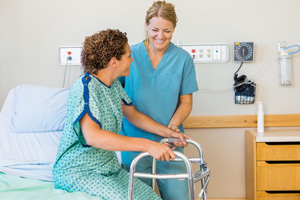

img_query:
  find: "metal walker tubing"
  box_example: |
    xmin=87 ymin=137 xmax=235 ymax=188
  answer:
xmin=157 ymin=138 xmax=210 ymax=200
xmin=128 ymin=151 xmax=194 ymax=200
xmin=128 ymin=138 xmax=210 ymax=200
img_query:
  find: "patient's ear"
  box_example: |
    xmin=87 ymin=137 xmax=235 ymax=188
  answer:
xmin=108 ymin=57 xmax=117 ymax=69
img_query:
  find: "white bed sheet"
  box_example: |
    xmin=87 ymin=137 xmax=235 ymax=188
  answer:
xmin=0 ymin=86 xmax=62 ymax=181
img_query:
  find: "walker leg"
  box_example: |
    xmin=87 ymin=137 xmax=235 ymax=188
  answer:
xmin=128 ymin=171 xmax=135 ymax=200
xmin=198 ymin=176 xmax=209 ymax=200
xmin=152 ymin=157 xmax=157 ymax=190
xmin=188 ymin=177 xmax=195 ymax=200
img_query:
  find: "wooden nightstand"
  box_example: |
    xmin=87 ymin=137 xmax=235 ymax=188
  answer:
xmin=246 ymin=130 xmax=300 ymax=200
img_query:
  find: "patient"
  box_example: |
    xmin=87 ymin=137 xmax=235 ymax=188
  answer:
xmin=52 ymin=29 xmax=190 ymax=200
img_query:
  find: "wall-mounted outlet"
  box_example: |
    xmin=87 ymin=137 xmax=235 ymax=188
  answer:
xmin=59 ymin=47 xmax=82 ymax=65
xmin=179 ymin=44 xmax=229 ymax=63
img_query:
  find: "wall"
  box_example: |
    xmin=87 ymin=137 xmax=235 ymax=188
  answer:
xmin=1 ymin=0 xmax=300 ymax=198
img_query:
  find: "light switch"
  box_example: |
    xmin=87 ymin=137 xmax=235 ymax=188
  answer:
xmin=213 ymin=46 xmax=221 ymax=60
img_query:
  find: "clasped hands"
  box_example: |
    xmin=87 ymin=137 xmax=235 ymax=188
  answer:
xmin=148 ymin=125 xmax=192 ymax=162
xmin=165 ymin=125 xmax=192 ymax=150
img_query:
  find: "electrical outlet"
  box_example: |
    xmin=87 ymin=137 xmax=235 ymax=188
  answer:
xmin=179 ymin=44 xmax=229 ymax=63
xmin=59 ymin=47 xmax=82 ymax=65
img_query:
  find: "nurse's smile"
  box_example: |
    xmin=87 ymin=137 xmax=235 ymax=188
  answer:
xmin=155 ymin=39 xmax=165 ymax=44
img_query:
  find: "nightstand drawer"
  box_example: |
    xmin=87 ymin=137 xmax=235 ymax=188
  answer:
xmin=257 ymin=162 xmax=300 ymax=190
xmin=257 ymin=142 xmax=300 ymax=161
xmin=257 ymin=191 xmax=300 ymax=200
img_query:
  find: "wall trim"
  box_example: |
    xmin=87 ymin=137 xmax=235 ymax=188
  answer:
xmin=183 ymin=114 xmax=300 ymax=128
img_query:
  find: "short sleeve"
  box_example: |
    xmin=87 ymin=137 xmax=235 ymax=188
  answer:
xmin=180 ymin=57 xmax=198 ymax=95
xmin=115 ymin=79 xmax=132 ymax=106
xmin=72 ymin=74 xmax=102 ymax=147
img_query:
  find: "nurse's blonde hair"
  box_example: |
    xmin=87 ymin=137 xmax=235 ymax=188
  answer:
xmin=145 ymin=1 xmax=178 ymax=44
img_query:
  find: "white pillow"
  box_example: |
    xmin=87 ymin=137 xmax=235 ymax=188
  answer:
xmin=10 ymin=84 xmax=69 ymax=133
xmin=0 ymin=85 xmax=66 ymax=180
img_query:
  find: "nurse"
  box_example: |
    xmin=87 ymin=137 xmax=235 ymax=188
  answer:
xmin=119 ymin=1 xmax=198 ymax=200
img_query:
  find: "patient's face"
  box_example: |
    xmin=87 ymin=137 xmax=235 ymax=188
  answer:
xmin=117 ymin=43 xmax=134 ymax=77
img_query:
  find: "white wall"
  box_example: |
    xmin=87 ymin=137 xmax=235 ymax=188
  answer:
xmin=1 ymin=0 xmax=300 ymax=198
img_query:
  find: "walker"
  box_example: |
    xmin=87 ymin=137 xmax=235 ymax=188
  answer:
xmin=128 ymin=138 xmax=210 ymax=200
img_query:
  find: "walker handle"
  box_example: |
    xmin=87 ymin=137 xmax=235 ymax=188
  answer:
xmin=164 ymin=137 xmax=186 ymax=144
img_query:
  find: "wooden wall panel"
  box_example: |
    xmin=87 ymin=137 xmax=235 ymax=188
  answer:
xmin=183 ymin=114 xmax=300 ymax=128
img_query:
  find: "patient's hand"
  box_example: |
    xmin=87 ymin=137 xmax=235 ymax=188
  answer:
xmin=147 ymin=141 xmax=176 ymax=161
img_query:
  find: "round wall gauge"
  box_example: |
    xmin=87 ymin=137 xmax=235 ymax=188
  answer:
xmin=234 ymin=42 xmax=254 ymax=62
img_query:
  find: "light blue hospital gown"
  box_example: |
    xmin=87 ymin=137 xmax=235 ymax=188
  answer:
xmin=52 ymin=73 xmax=161 ymax=200
xmin=119 ymin=41 xmax=198 ymax=200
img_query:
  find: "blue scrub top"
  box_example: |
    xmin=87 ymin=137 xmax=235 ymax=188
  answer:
xmin=119 ymin=41 xmax=198 ymax=142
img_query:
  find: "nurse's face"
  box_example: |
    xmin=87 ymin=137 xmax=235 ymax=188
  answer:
xmin=117 ymin=43 xmax=134 ymax=77
xmin=145 ymin=17 xmax=175 ymax=52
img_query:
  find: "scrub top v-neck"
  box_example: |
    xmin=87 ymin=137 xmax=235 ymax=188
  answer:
xmin=119 ymin=41 xmax=198 ymax=142
xmin=142 ymin=42 xmax=168 ymax=72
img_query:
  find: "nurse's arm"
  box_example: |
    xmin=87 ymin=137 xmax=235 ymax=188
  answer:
xmin=122 ymin=104 xmax=191 ymax=145
xmin=167 ymin=93 xmax=193 ymax=131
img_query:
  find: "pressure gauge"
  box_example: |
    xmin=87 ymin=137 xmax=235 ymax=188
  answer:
xmin=234 ymin=42 xmax=254 ymax=62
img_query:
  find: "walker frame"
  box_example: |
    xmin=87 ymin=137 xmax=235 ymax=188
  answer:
xmin=128 ymin=138 xmax=210 ymax=200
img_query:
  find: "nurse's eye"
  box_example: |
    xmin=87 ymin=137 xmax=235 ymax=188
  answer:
xmin=152 ymin=29 xmax=159 ymax=32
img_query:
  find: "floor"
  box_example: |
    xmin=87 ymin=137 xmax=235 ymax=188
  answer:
xmin=208 ymin=199 xmax=245 ymax=200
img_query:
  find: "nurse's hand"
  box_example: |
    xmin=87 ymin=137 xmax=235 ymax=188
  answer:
xmin=168 ymin=125 xmax=180 ymax=132
xmin=165 ymin=131 xmax=192 ymax=150
xmin=167 ymin=128 xmax=192 ymax=150
xmin=165 ymin=124 xmax=191 ymax=150
xmin=147 ymin=141 xmax=176 ymax=161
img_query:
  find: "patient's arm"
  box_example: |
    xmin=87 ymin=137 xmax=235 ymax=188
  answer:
xmin=122 ymin=104 xmax=191 ymax=148
xmin=80 ymin=113 xmax=175 ymax=161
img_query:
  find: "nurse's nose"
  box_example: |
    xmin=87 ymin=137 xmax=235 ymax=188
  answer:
xmin=157 ymin=31 xmax=164 ymax=39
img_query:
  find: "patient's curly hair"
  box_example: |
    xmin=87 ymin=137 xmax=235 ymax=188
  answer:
xmin=81 ymin=29 xmax=128 ymax=74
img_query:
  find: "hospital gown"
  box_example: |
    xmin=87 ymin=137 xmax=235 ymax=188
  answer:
xmin=52 ymin=73 xmax=161 ymax=200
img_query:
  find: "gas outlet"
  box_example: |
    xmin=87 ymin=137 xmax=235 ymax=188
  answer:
xmin=179 ymin=44 xmax=229 ymax=63
xmin=59 ymin=47 xmax=82 ymax=65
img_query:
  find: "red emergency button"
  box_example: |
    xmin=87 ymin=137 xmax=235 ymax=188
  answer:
xmin=191 ymin=49 xmax=196 ymax=53
xmin=68 ymin=51 xmax=72 ymax=55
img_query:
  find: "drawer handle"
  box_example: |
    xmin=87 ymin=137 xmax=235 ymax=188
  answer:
xmin=265 ymin=142 xmax=300 ymax=145
xmin=265 ymin=161 xmax=300 ymax=164
xmin=266 ymin=191 xmax=300 ymax=194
